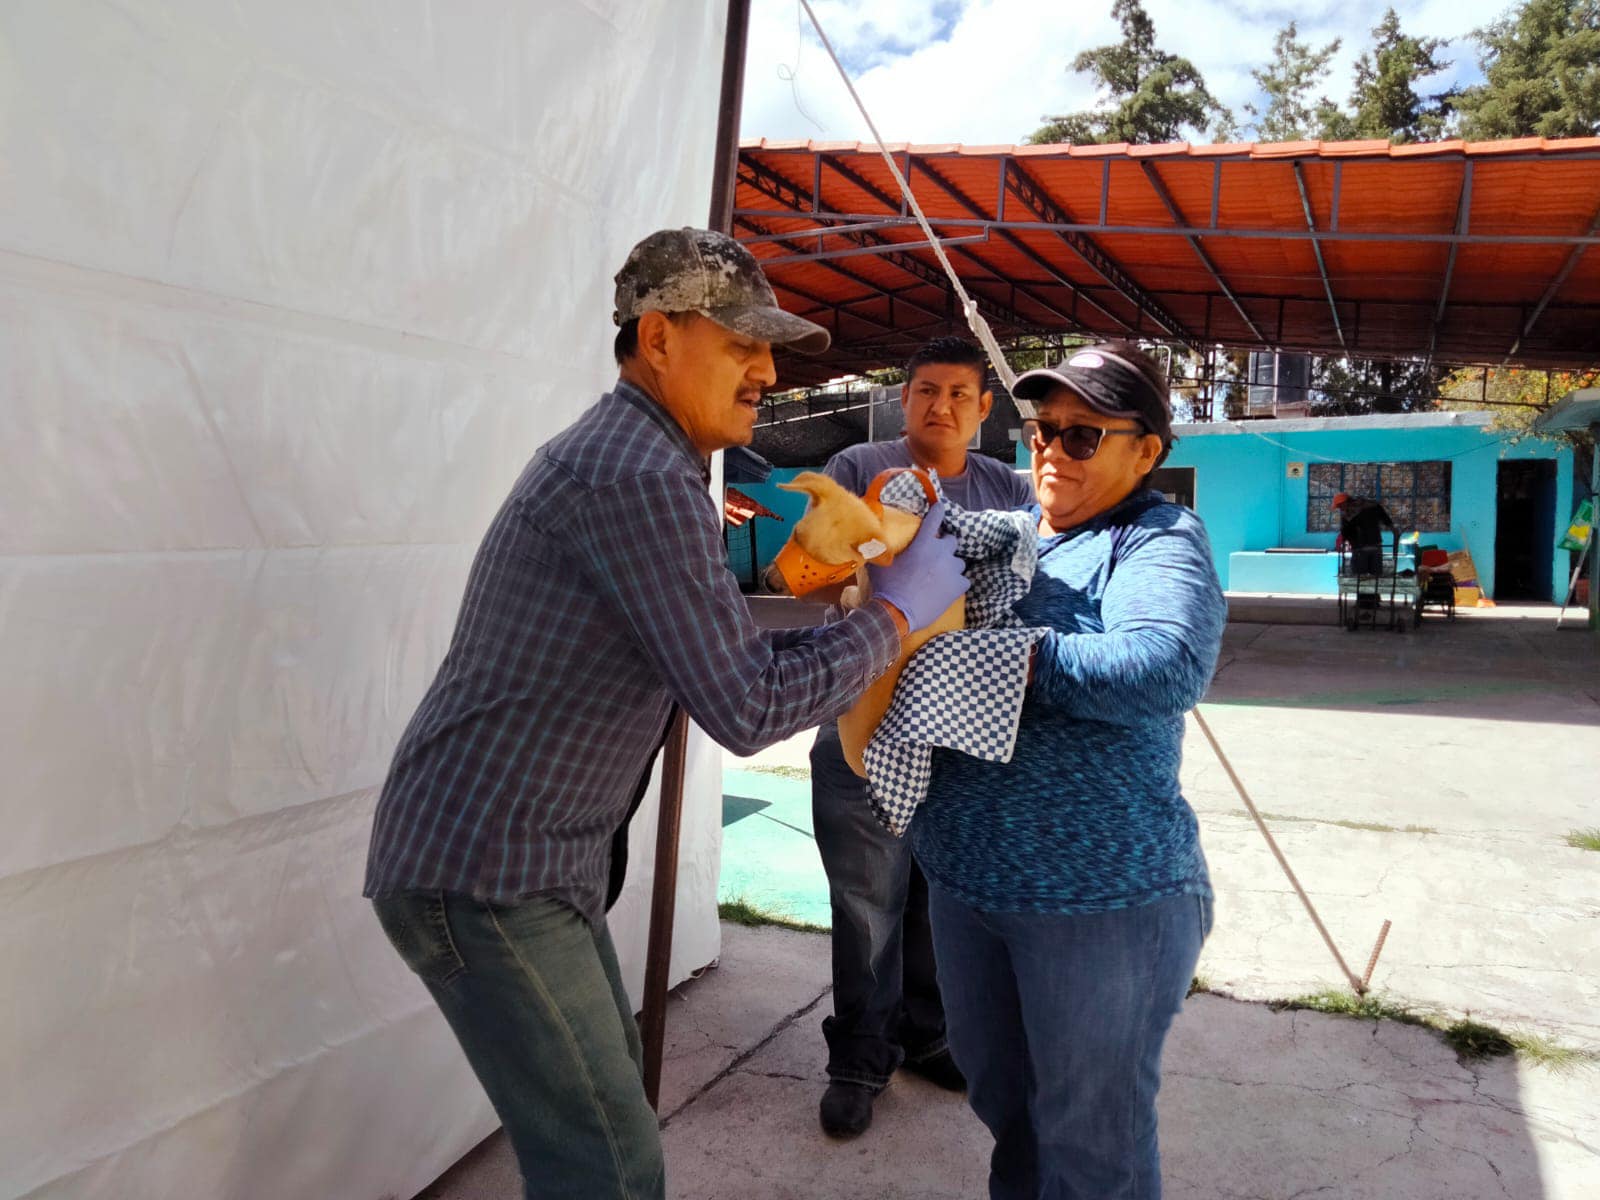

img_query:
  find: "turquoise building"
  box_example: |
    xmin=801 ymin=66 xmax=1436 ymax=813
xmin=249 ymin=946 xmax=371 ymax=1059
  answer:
xmin=731 ymin=411 xmax=1574 ymax=604
xmin=1152 ymin=412 xmax=1573 ymax=602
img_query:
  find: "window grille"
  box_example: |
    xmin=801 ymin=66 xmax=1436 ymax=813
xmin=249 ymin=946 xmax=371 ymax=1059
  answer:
xmin=1307 ymin=461 xmax=1451 ymax=531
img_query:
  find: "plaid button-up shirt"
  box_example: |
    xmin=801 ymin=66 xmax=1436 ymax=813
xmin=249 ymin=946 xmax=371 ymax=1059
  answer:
xmin=365 ymin=380 xmax=899 ymax=924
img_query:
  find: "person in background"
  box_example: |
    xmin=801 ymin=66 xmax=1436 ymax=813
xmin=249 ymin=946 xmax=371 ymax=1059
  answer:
xmin=363 ymin=228 xmax=969 ymax=1200
xmin=913 ymin=342 xmax=1226 ymax=1199
xmin=1333 ymin=491 xmax=1396 ymax=575
xmin=800 ymin=336 xmax=1034 ymax=1139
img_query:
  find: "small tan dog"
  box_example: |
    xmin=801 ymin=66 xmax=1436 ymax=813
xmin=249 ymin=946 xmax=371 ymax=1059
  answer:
xmin=774 ymin=469 xmax=965 ymax=777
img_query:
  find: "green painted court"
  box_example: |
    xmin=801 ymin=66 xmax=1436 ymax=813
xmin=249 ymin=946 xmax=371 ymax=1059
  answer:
xmin=719 ymin=764 xmax=832 ymax=929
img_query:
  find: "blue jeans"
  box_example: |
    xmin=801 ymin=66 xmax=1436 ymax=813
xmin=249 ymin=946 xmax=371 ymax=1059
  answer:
xmin=812 ymin=725 xmax=947 ymax=1088
xmin=371 ymin=891 xmax=664 ymax=1200
xmin=928 ymin=885 xmax=1211 ymax=1200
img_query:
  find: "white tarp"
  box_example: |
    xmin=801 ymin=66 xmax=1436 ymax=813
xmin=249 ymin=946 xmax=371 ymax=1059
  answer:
xmin=0 ymin=3 xmax=727 ymax=1197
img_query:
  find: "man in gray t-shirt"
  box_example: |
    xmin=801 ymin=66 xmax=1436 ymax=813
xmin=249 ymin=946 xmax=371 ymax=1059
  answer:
xmin=807 ymin=337 xmax=1034 ymax=1138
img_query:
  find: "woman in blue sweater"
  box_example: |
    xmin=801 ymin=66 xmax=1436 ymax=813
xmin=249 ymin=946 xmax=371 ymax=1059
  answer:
xmin=914 ymin=342 xmax=1226 ymax=1200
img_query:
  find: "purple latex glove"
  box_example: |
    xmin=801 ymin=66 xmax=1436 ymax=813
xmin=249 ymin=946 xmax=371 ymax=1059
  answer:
xmin=866 ymin=501 xmax=969 ymax=633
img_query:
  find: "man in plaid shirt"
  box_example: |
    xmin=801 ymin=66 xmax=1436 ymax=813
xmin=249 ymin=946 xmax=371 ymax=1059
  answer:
xmin=364 ymin=228 xmax=969 ymax=1199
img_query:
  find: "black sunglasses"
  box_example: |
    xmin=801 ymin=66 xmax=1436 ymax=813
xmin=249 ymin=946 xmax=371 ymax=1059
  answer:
xmin=1023 ymin=419 xmax=1145 ymax=461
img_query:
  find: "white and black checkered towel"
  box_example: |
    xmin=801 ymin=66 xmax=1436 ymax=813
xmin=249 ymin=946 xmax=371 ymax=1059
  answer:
xmin=863 ymin=473 xmax=1049 ymax=837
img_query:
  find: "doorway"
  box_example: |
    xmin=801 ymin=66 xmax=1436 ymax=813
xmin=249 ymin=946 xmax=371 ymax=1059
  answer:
xmin=1495 ymin=460 xmax=1557 ymax=601
xmin=1151 ymin=466 xmax=1196 ymax=509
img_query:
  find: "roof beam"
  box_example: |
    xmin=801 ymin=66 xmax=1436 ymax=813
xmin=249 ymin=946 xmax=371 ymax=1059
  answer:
xmin=1505 ymin=194 xmax=1600 ymax=358
xmin=1292 ymin=161 xmax=1348 ymax=355
xmin=1139 ymin=161 xmax=1266 ymax=343
xmin=815 ymin=152 xmax=1084 ymax=330
xmin=1002 ymin=159 xmax=1199 ymax=347
xmin=736 ymin=160 xmax=1037 ymax=336
xmin=765 ymin=276 xmax=897 ymax=335
xmin=836 ymin=152 xmax=1130 ymax=335
xmin=734 ymin=213 xmax=952 ymax=326
xmin=733 ymin=204 xmax=1600 ymax=248
xmin=739 ymin=154 xmax=814 ymax=213
xmin=755 ymin=232 xmax=997 ymax=267
xmin=1428 ymin=161 xmax=1473 ymax=361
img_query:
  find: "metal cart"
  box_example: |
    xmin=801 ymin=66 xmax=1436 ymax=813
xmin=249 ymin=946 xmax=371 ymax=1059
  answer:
xmin=1414 ymin=548 xmax=1456 ymax=624
xmin=1337 ymin=529 xmax=1413 ymax=632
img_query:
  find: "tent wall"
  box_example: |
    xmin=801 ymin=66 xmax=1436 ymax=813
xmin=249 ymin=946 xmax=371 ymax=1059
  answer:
xmin=0 ymin=3 xmax=727 ymax=1198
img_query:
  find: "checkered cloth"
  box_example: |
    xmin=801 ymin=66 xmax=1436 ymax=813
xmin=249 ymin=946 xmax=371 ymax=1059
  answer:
xmin=863 ymin=473 xmax=1049 ymax=837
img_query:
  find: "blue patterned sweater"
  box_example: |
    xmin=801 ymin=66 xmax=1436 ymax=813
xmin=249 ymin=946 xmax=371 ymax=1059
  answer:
xmin=913 ymin=490 xmax=1227 ymax=914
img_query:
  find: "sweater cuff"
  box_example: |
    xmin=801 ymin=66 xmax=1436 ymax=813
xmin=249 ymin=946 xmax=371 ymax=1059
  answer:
xmin=843 ymin=600 xmax=902 ymax=681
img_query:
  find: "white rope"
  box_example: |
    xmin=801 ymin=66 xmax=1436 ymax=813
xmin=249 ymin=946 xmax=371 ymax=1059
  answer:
xmin=796 ymin=2 xmax=1391 ymax=996
xmin=1192 ymin=708 xmax=1373 ymax=994
xmin=1231 ymin=421 xmax=1501 ymax=464
xmin=797 ymin=0 xmax=1021 ymax=402
xmin=1226 ymin=424 xmax=1353 ymax=464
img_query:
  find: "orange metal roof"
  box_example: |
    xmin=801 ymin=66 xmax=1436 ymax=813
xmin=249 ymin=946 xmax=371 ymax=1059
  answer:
xmin=736 ymin=138 xmax=1600 ymax=388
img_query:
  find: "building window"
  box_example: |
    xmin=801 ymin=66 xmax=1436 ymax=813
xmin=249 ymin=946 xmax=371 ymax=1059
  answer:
xmin=1307 ymin=461 xmax=1452 ymax=531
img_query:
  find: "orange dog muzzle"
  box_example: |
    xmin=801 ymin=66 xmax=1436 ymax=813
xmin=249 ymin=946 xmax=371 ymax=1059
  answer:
xmin=772 ymin=467 xmax=940 ymax=597
xmin=772 ymin=539 xmax=862 ymax=596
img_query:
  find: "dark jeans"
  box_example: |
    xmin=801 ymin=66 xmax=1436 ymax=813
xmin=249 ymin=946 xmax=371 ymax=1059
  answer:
xmin=811 ymin=725 xmax=946 ymax=1089
xmin=372 ymin=891 xmax=664 ymax=1200
xmin=929 ymin=885 xmax=1212 ymax=1200
xmin=1350 ymin=544 xmax=1384 ymax=575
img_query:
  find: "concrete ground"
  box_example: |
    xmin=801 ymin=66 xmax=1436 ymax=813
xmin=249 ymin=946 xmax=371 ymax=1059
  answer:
xmin=425 ymin=605 xmax=1600 ymax=1198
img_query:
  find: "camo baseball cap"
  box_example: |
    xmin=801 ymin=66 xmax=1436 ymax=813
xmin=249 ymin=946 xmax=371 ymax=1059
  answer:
xmin=613 ymin=228 xmax=831 ymax=355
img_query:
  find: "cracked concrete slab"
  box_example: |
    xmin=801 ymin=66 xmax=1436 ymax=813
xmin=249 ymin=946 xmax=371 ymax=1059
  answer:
xmin=1192 ymin=618 xmax=1600 ymax=1048
xmin=655 ymin=923 xmax=832 ymax=1119
xmin=417 ymin=923 xmax=834 ymax=1199
xmin=659 ymin=944 xmax=1598 ymax=1200
xmin=424 ymin=923 xmax=1598 ymax=1199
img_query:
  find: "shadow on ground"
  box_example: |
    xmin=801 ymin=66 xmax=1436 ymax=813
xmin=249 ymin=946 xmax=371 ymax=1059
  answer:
xmin=423 ymin=924 xmax=1594 ymax=1199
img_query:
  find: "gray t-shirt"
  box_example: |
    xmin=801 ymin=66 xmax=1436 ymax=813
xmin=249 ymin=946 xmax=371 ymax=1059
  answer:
xmin=820 ymin=438 xmax=1034 ymax=511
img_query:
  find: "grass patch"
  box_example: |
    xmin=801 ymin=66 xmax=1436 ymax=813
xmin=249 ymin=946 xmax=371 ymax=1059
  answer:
xmin=1271 ymin=989 xmax=1598 ymax=1069
xmin=742 ymin=764 xmax=810 ymax=781
xmin=1251 ymin=811 xmax=1437 ymax=835
xmin=718 ymin=897 xmax=828 ymax=935
xmin=1269 ymin=988 xmax=1436 ymax=1030
xmin=1187 ymin=974 xmax=1212 ymax=997
xmin=1563 ymin=827 xmax=1600 ymax=852
xmin=1506 ymin=1033 xmax=1600 ymax=1074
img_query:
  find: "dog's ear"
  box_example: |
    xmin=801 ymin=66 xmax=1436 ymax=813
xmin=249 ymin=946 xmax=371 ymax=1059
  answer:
xmin=780 ymin=472 xmax=885 ymax=564
xmin=777 ymin=471 xmax=845 ymax=506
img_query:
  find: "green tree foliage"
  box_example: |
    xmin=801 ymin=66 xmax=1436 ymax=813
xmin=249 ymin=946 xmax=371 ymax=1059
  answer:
xmin=1028 ymin=0 xmax=1231 ymax=144
xmin=1453 ymin=0 xmax=1600 ymax=139
xmin=1244 ymin=22 xmax=1342 ymax=141
xmin=1312 ymin=357 xmax=1444 ymax=415
xmin=1439 ymin=365 xmax=1600 ymax=454
xmin=1316 ymin=8 xmax=1452 ymax=142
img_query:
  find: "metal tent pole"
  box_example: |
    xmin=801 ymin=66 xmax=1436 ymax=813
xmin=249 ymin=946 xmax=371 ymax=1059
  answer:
xmin=640 ymin=0 xmax=752 ymax=1112
xmin=1590 ymin=436 xmax=1599 ymax=634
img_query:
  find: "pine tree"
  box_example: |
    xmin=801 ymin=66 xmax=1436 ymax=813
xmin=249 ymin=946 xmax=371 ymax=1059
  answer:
xmin=1028 ymin=0 xmax=1231 ymax=144
xmin=1244 ymin=22 xmax=1342 ymax=142
xmin=1317 ymin=8 xmax=1452 ymax=143
xmin=1454 ymin=0 xmax=1600 ymax=139
xmin=1313 ymin=357 xmax=1443 ymax=415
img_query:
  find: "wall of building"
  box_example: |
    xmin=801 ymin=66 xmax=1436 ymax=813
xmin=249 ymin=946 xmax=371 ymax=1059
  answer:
xmin=739 ymin=415 xmax=1576 ymax=603
xmin=1158 ymin=416 xmax=1573 ymax=598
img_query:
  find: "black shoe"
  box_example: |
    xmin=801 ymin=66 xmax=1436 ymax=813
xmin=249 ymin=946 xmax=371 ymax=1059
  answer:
xmin=903 ymin=1048 xmax=966 ymax=1092
xmin=819 ymin=1080 xmax=875 ymax=1138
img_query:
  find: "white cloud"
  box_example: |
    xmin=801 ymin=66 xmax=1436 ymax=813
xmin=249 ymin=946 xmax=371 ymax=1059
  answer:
xmin=740 ymin=0 xmax=1516 ymax=146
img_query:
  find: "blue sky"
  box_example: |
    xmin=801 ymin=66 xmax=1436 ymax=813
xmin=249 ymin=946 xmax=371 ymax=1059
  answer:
xmin=740 ymin=0 xmax=1516 ymax=145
